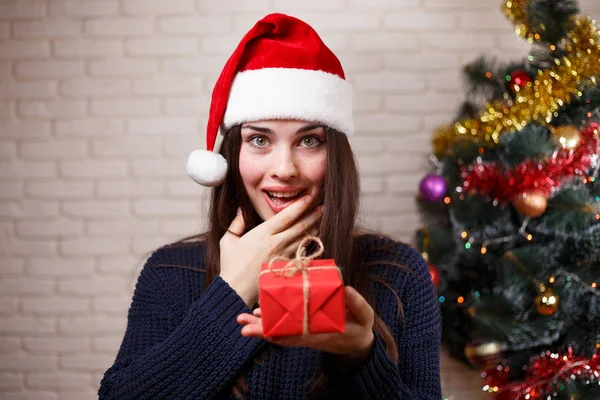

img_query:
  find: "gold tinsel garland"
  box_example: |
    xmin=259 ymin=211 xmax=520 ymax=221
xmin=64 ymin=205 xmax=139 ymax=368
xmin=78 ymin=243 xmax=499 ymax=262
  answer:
xmin=432 ymin=1 xmax=600 ymax=156
xmin=503 ymin=0 xmax=567 ymax=43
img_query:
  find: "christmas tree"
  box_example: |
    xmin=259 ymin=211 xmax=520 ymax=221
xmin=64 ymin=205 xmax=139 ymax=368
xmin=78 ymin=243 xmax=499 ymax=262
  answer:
xmin=415 ymin=0 xmax=600 ymax=398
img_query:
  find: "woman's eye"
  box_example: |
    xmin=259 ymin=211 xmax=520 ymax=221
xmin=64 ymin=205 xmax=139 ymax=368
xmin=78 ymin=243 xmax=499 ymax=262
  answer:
xmin=301 ymin=136 xmax=320 ymax=148
xmin=250 ymin=136 xmax=269 ymax=147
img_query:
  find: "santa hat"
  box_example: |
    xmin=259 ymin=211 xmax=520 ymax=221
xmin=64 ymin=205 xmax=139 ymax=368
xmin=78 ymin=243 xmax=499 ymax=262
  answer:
xmin=186 ymin=13 xmax=354 ymax=187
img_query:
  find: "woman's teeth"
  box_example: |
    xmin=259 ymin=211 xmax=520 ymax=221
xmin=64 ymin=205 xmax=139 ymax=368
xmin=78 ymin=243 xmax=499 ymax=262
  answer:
xmin=267 ymin=190 xmax=302 ymax=199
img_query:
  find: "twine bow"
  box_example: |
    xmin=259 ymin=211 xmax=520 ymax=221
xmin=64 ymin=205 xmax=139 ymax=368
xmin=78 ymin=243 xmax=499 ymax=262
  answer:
xmin=260 ymin=236 xmax=339 ymax=335
xmin=265 ymin=236 xmax=325 ymax=277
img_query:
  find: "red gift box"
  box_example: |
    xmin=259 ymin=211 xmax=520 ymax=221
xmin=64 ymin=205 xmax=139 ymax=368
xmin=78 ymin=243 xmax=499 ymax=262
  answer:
xmin=259 ymin=257 xmax=345 ymax=338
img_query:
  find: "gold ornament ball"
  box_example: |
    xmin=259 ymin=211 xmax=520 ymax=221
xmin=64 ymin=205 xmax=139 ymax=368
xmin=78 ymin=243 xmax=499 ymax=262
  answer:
xmin=535 ymin=288 xmax=559 ymax=316
xmin=551 ymin=125 xmax=582 ymax=150
xmin=464 ymin=340 xmax=505 ymax=369
xmin=512 ymin=192 xmax=548 ymax=217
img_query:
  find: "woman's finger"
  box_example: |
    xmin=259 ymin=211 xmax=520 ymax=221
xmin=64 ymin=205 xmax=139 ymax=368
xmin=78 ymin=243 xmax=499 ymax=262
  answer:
xmin=290 ymin=227 xmax=320 ymax=257
xmin=261 ymin=195 xmax=314 ymax=235
xmin=278 ymin=234 xmax=316 ymax=259
xmin=274 ymin=206 xmax=322 ymax=246
xmin=224 ymin=208 xmax=246 ymax=238
xmin=236 ymin=312 xmax=261 ymax=326
xmin=344 ymin=286 xmax=374 ymax=327
xmin=253 ymin=308 xmax=262 ymax=317
xmin=240 ymin=321 xmax=264 ymax=338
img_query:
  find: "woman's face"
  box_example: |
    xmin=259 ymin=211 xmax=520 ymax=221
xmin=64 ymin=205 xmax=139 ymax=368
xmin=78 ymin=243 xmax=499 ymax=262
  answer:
xmin=239 ymin=119 xmax=326 ymax=220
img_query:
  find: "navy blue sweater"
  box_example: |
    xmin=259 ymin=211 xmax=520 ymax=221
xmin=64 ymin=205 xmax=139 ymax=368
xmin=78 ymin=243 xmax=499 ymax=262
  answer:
xmin=98 ymin=235 xmax=442 ymax=399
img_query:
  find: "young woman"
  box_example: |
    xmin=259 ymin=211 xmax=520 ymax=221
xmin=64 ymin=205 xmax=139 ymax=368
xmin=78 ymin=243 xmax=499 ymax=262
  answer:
xmin=99 ymin=13 xmax=441 ymax=400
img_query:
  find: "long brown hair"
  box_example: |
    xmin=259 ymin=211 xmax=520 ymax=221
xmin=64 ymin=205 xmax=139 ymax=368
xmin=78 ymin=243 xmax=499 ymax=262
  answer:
xmin=174 ymin=125 xmax=404 ymax=398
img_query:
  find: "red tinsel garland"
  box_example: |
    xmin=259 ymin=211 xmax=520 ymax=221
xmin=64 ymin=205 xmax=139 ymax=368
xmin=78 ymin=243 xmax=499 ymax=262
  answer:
xmin=461 ymin=123 xmax=599 ymax=203
xmin=482 ymin=348 xmax=600 ymax=399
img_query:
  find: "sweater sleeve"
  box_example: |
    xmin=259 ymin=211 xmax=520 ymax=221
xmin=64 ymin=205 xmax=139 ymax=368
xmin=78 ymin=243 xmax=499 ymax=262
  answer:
xmin=326 ymin=242 xmax=442 ymax=399
xmin=98 ymin=249 xmax=262 ymax=400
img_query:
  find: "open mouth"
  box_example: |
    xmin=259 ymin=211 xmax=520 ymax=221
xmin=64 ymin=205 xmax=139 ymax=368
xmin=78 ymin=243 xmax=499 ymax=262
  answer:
xmin=265 ymin=190 xmax=305 ymax=205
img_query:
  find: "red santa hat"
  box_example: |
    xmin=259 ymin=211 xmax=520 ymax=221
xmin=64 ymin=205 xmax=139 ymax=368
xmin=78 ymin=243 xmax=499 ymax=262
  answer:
xmin=186 ymin=13 xmax=354 ymax=187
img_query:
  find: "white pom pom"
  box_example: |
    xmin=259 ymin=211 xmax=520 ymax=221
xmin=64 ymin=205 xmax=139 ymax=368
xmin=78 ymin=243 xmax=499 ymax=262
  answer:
xmin=185 ymin=150 xmax=228 ymax=187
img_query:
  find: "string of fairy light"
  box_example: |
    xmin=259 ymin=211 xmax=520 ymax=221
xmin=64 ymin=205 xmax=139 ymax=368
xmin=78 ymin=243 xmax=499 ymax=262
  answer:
xmin=442 ymin=202 xmax=600 ymax=301
xmin=430 ymin=0 xmax=600 ymax=398
xmin=438 ymin=197 xmax=600 ymax=398
xmin=428 ymin=124 xmax=600 ymax=305
xmin=431 ymin=4 xmax=600 ymax=156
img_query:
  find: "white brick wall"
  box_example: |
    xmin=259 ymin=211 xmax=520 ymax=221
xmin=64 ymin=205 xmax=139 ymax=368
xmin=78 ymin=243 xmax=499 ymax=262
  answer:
xmin=1 ymin=1 xmax=599 ymax=399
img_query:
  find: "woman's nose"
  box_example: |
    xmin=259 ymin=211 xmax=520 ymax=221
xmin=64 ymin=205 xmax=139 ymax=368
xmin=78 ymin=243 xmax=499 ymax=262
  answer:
xmin=270 ymin=148 xmax=298 ymax=180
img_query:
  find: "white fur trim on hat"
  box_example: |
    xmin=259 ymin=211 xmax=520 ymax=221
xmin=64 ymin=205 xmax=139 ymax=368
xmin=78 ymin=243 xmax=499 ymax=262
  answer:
xmin=185 ymin=150 xmax=228 ymax=187
xmin=223 ymin=68 xmax=354 ymax=135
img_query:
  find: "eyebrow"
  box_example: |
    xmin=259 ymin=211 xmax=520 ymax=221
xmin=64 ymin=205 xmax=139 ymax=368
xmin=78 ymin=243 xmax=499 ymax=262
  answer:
xmin=242 ymin=124 xmax=324 ymax=134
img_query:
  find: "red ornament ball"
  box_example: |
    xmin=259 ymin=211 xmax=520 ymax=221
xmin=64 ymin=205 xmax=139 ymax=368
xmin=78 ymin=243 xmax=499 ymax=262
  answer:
xmin=428 ymin=263 xmax=440 ymax=289
xmin=508 ymin=70 xmax=531 ymax=93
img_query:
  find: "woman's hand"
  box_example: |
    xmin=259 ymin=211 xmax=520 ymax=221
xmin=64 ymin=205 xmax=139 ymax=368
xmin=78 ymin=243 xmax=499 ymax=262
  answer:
xmin=219 ymin=196 xmax=322 ymax=307
xmin=237 ymin=286 xmax=375 ymax=362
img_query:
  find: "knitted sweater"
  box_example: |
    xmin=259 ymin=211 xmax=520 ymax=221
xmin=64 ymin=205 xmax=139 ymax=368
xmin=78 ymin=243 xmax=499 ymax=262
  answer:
xmin=98 ymin=235 xmax=442 ymax=399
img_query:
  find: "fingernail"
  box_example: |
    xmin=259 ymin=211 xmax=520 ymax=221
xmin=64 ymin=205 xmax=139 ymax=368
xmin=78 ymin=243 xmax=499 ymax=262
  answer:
xmin=236 ymin=207 xmax=242 ymax=216
xmin=304 ymin=195 xmax=313 ymax=204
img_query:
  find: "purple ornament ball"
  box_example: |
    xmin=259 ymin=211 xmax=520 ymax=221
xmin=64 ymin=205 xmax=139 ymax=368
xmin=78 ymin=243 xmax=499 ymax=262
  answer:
xmin=419 ymin=174 xmax=447 ymax=202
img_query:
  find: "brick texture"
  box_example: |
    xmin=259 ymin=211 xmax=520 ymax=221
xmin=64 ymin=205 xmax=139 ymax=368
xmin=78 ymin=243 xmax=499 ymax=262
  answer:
xmin=2 ymin=1 xmax=599 ymax=398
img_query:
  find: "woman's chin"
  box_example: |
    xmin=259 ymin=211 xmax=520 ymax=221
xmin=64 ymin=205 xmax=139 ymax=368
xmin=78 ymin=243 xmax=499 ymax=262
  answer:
xmin=253 ymin=204 xmax=274 ymax=221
